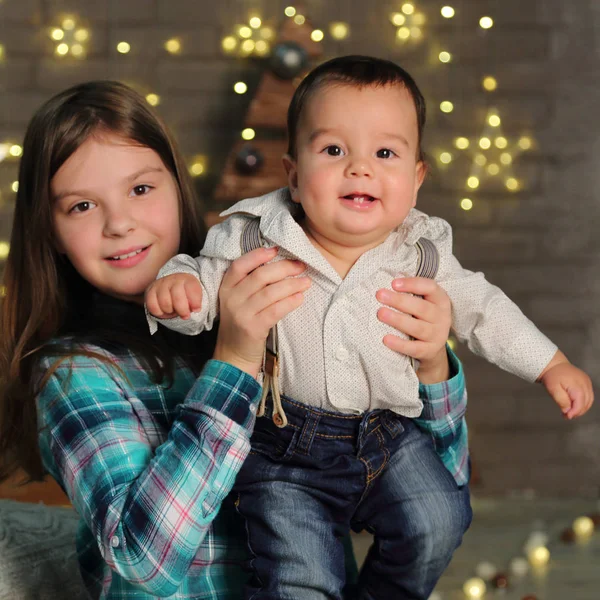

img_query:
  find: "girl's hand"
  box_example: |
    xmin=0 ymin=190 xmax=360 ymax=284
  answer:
xmin=376 ymin=277 xmax=452 ymax=384
xmin=213 ymin=247 xmax=311 ymax=378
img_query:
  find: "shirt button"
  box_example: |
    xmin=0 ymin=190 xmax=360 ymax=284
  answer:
xmin=110 ymin=536 xmax=120 ymax=548
xmin=335 ymin=346 xmax=350 ymax=362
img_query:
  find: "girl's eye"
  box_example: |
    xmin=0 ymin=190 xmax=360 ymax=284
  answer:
xmin=324 ymin=145 xmax=344 ymax=157
xmin=376 ymin=148 xmax=396 ymax=159
xmin=131 ymin=184 xmax=152 ymax=196
xmin=69 ymin=201 xmax=95 ymax=214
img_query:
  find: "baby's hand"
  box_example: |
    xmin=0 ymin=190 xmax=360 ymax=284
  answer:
xmin=539 ymin=352 xmax=594 ymax=419
xmin=145 ymin=273 xmax=203 ymax=320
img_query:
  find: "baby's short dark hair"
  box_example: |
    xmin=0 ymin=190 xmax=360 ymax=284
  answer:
xmin=286 ymin=55 xmax=427 ymax=161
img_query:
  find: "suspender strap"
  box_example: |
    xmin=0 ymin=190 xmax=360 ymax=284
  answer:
xmin=240 ymin=217 xmax=440 ymax=423
xmin=241 ymin=218 xmax=287 ymax=428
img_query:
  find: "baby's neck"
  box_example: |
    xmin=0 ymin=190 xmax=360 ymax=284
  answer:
xmin=300 ymin=223 xmax=390 ymax=279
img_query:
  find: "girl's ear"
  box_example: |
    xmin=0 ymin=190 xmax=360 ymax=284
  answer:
xmin=412 ymin=160 xmax=428 ymax=207
xmin=282 ymin=154 xmax=300 ymax=203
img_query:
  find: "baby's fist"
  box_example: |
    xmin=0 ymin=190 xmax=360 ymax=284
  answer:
xmin=145 ymin=273 xmax=203 ymax=320
xmin=539 ymin=356 xmax=594 ymax=420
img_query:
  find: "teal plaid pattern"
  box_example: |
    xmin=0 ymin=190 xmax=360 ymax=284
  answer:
xmin=37 ymin=350 xmax=261 ymax=599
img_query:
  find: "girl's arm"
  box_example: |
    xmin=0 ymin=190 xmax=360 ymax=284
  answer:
xmin=38 ymin=250 xmax=311 ymax=597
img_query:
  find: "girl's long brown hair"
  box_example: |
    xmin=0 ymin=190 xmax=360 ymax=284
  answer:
xmin=0 ymin=81 xmax=207 ymax=483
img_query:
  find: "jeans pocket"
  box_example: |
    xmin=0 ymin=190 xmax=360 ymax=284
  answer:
xmin=250 ymin=417 xmax=299 ymax=462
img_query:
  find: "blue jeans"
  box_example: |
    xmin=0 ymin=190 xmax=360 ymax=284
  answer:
xmin=234 ymin=396 xmax=472 ymax=600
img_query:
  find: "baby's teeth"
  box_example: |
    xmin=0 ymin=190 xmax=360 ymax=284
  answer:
xmin=353 ymin=196 xmax=365 ymax=204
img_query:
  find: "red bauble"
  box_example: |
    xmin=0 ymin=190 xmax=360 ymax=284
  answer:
xmin=560 ymin=527 xmax=576 ymax=543
xmin=492 ymin=573 xmax=509 ymax=589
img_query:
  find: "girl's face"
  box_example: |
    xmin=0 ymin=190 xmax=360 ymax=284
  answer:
xmin=51 ymin=133 xmax=181 ymax=303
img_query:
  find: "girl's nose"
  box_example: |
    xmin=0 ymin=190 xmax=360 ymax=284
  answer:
xmin=103 ymin=204 xmax=136 ymax=237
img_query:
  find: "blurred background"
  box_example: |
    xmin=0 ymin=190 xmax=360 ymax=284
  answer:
xmin=0 ymin=1 xmax=599 ymax=598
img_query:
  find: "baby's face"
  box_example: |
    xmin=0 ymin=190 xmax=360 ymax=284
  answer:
xmin=286 ymin=83 xmax=425 ymax=251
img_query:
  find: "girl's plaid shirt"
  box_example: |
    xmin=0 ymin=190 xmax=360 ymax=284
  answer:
xmin=37 ymin=351 xmax=261 ymax=599
xmin=36 ymin=345 xmax=467 ymax=599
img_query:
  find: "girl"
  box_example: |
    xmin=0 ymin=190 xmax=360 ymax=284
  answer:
xmin=0 ymin=81 xmax=464 ymax=600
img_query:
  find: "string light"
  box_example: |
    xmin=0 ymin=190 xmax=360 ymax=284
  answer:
xmin=488 ymin=114 xmax=501 ymax=127
xmin=11 ymin=181 xmax=18 ymax=192
xmin=572 ymin=516 xmax=594 ymax=539
xmin=441 ymin=6 xmax=455 ymax=18
xmin=238 ymin=26 xmax=252 ymax=39
xmin=505 ymin=177 xmax=520 ymax=191
xmin=241 ymin=128 xmax=256 ymax=140
xmin=500 ymin=152 xmax=513 ymax=165
xmin=438 ymin=51 xmax=452 ymax=63
xmin=0 ymin=45 xmax=4 ymax=60
xmin=487 ymin=163 xmax=500 ymax=175
xmin=240 ymin=39 xmax=255 ymax=54
xmin=479 ymin=16 xmax=494 ymax=29
xmin=401 ymin=3 xmax=415 ymax=15
xmin=51 ymin=28 xmax=64 ymax=40
xmin=483 ymin=76 xmax=497 ymax=91
xmin=462 ymin=577 xmax=486 ymax=599
xmin=74 ymin=28 xmax=89 ymax=42
xmin=62 ymin=17 xmax=76 ymax=31
xmin=9 ymin=144 xmax=22 ymax=157
xmin=396 ymin=27 xmax=410 ymax=40
xmin=116 ymin=41 xmax=131 ymax=54
xmin=254 ymin=40 xmax=270 ymax=56
xmin=0 ymin=242 xmax=10 ymax=260
xmin=164 ymin=38 xmax=181 ymax=54
xmin=190 ymin=157 xmax=206 ymax=176
xmin=439 ymin=152 xmax=452 ymax=164
xmin=71 ymin=44 xmax=84 ymax=57
xmin=390 ymin=13 xmax=406 ymax=26
xmin=467 ymin=176 xmax=480 ymax=189
xmin=145 ymin=93 xmax=160 ymax=106
xmin=284 ymin=6 xmax=296 ymax=17
xmin=518 ymin=136 xmax=532 ymax=150
xmin=249 ymin=16 xmax=262 ymax=29
xmin=330 ymin=22 xmax=349 ymax=40
xmin=475 ymin=153 xmax=487 ymax=166
xmin=222 ymin=36 xmax=237 ymax=53
xmin=479 ymin=137 xmax=491 ymax=149
xmin=294 ymin=14 xmax=306 ymax=25
xmin=440 ymin=101 xmax=454 ymax=113
xmin=311 ymin=29 xmax=324 ymax=42
xmin=233 ymin=81 xmax=248 ymax=94
xmin=260 ymin=27 xmax=275 ymax=40
xmin=527 ymin=545 xmax=550 ymax=566
xmin=410 ymin=27 xmax=423 ymax=39
xmin=494 ymin=136 xmax=508 ymax=148
xmin=455 ymin=137 xmax=470 ymax=149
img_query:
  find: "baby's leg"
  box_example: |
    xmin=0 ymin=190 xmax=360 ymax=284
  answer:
xmin=233 ymin=398 xmax=368 ymax=600
xmin=351 ymin=418 xmax=472 ymax=600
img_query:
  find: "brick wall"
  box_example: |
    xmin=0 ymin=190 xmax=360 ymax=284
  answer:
xmin=0 ymin=0 xmax=598 ymax=497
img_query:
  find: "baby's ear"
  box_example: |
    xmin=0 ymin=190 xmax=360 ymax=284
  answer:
xmin=282 ymin=154 xmax=300 ymax=203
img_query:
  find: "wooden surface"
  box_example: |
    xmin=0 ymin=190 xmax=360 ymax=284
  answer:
xmin=0 ymin=471 xmax=69 ymax=505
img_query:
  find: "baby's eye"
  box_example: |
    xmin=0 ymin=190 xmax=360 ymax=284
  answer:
xmin=324 ymin=145 xmax=344 ymax=157
xmin=69 ymin=201 xmax=95 ymax=214
xmin=131 ymin=184 xmax=152 ymax=197
xmin=376 ymin=148 xmax=396 ymax=159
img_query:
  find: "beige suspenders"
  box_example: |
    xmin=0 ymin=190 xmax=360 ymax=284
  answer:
xmin=240 ymin=217 xmax=440 ymax=428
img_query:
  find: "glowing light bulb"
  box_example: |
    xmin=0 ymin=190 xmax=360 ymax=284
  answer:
xmin=479 ymin=137 xmax=491 ymax=149
xmin=9 ymin=144 xmax=22 ymax=157
xmin=241 ymin=128 xmax=256 ymax=140
xmin=475 ymin=153 xmax=487 ymax=166
xmin=518 ymin=136 xmax=532 ymax=150
xmin=527 ymin=545 xmax=550 ymax=567
xmin=455 ymin=137 xmax=470 ymax=149
xmin=222 ymin=36 xmax=237 ymax=53
xmin=51 ymin=28 xmax=64 ymax=41
xmin=396 ymin=27 xmax=410 ymax=40
xmin=11 ymin=181 xmax=19 ymax=192
xmin=190 ymin=161 xmax=205 ymax=176
xmin=462 ymin=577 xmax=486 ymax=599
xmin=467 ymin=176 xmax=480 ymax=189
xmin=402 ymin=3 xmax=415 ymax=15
xmin=74 ymin=28 xmax=89 ymax=42
xmin=487 ymin=163 xmax=500 ymax=175
xmin=483 ymin=76 xmax=497 ymax=91
xmin=495 ymin=137 xmax=508 ymax=149
xmin=439 ymin=51 xmax=452 ymax=63
xmin=488 ymin=114 xmax=501 ymax=127
xmin=0 ymin=242 xmax=10 ymax=259
xmin=260 ymin=26 xmax=275 ymax=40
xmin=56 ymin=43 xmax=69 ymax=56
xmin=505 ymin=177 xmax=520 ymax=191
xmin=311 ymin=29 xmax=324 ymax=42
xmin=284 ymin=6 xmax=296 ymax=17
xmin=71 ymin=43 xmax=84 ymax=57
xmin=480 ymin=16 xmax=494 ymax=29
xmin=573 ymin=516 xmax=594 ymax=538
xmin=254 ymin=40 xmax=270 ymax=56
xmin=116 ymin=41 xmax=131 ymax=54
xmin=460 ymin=198 xmax=473 ymax=211
xmin=330 ymin=22 xmax=349 ymax=40
xmin=240 ymin=39 xmax=255 ymax=54
xmin=439 ymin=152 xmax=452 ymax=164
xmin=390 ymin=13 xmax=406 ymax=26
xmin=145 ymin=93 xmax=160 ymax=106
xmin=440 ymin=101 xmax=454 ymax=113
xmin=294 ymin=14 xmax=306 ymax=25
xmin=165 ymin=38 xmax=181 ymax=54
xmin=249 ymin=17 xmax=262 ymax=29
xmin=500 ymin=152 xmax=512 ymax=165
xmin=62 ymin=17 xmax=76 ymax=31
xmin=238 ymin=26 xmax=252 ymax=39
xmin=441 ymin=6 xmax=455 ymax=18
xmin=234 ymin=81 xmax=248 ymax=94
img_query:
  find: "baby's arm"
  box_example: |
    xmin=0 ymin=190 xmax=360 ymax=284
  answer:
xmin=146 ymin=271 xmax=203 ymax=321
xmin=428 ymin=217 xmax=594 ymax=418
xmin=537 ymin=350 xmax=593 ymax=419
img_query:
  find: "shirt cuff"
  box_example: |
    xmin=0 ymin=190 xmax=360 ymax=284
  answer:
xmin=184 ymin=359 xmax=262 ymax=429
xmin=418 ymin=345 xmax=464 ymax=401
